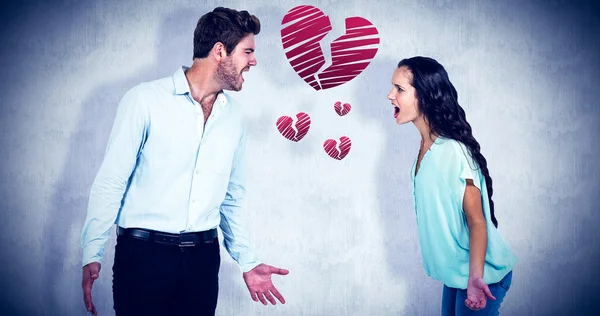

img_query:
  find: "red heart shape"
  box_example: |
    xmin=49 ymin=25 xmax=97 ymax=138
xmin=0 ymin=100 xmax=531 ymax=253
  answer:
xmin=281 ymin=5 xmax=380 ymax=90
xmin=323 ymin=136 xmax=352 ymax=160
xmin=276 ymin=112 xmax=311 ymax=142
xmin=334 ymin=101 xmax=351 ymax=116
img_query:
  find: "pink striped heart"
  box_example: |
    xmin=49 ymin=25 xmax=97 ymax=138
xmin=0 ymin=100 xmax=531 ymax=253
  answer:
xmin=334 ymin=101 xmax=351 ymax=116
xmin=323 ymin=136 xmax=352 ymax=160
xmin=280 ymin=5 xmax=380 ymax=90
xmin=276 ymin=112 xmax=311 ymax=142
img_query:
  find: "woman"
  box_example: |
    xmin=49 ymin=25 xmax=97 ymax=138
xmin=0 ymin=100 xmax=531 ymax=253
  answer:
xmin=387 ymin=56 xmax=517 ymax=315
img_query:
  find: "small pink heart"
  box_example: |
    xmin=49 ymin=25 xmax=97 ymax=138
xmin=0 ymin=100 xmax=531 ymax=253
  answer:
xmin=276 ymin=112 xmax=311 ymax=142
xmin=334 ymin=101 xmax=351 ymax=116
xmin=323 ymin=136 xmax=352 ymax=160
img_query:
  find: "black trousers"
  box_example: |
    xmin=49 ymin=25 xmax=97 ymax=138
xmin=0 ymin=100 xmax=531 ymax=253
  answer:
xmin=112 ymin=232 xmax=221 ymax=316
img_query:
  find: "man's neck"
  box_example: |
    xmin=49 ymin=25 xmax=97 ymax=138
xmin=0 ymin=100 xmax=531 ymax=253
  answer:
xmin=184 ymin=59 xmax=222 ymax=106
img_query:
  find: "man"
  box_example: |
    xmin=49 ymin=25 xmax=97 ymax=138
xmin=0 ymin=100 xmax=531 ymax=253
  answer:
xmin=80 ymin=7 xmax=288 ymax=316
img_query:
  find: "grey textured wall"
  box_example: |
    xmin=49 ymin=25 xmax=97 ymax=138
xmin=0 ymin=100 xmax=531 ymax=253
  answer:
xmin=1 ymin=0 xmax=599 ymax=315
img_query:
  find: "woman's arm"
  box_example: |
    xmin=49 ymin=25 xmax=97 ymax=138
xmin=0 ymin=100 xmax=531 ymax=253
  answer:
xmin=463 ymin=179 xmax=487 ymax=279
xmin=463 ymin=179 xmax=496 ymax=310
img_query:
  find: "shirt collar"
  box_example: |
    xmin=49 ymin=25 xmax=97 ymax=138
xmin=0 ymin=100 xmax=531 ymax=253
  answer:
xmin=216 ymin=90 xmax=228 ymax=108
xmin=173 ymin=66 xmax=191 ymax=95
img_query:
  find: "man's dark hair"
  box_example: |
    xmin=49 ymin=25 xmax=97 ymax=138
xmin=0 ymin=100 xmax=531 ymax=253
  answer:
xmin=193 ymin=7 xmax=261 ymax=59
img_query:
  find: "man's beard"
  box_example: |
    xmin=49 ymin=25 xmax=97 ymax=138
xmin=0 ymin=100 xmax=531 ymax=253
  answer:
xmin=216 ymin=58 xmax=242 ymax=91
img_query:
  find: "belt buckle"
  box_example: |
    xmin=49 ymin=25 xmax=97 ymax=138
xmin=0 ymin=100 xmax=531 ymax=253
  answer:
xmin=178 ymin=234 xmax=196 ymax=247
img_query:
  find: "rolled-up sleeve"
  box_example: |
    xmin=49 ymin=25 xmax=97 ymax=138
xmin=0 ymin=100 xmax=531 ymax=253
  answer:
xmin=219 ymin=123 xmax=261 ymax=272
xmin=80 ymin=85 xmax=148 ymax=267
xmin=448 ymin=141 xmax=483 ymax=213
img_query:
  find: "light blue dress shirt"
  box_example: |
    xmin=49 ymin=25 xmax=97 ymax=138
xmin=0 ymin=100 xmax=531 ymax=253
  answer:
xmin=81 ymin=66 xmax=261 ymax=272
xmin=411 ymin=136 xmax=517 ymax=289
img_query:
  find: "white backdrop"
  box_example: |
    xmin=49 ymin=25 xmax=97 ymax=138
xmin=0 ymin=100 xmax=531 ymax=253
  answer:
xmin=1 ymin=0 xmax=599 ymax=315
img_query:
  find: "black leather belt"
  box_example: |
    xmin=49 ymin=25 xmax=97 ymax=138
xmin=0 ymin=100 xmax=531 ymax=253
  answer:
xmin=117 ymin=226 xmax=217 ymax=247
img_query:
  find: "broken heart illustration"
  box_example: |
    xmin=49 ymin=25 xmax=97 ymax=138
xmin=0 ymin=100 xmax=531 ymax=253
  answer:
xmin=276 ymin=112 xmax=311 ymax=142
xmin=323 ymin=136 xmax=352 ymax=160
xmin=280 ymin=5 xmax=380 ymax=90
xmin=334 ymin=101 xmax=351 ymax=116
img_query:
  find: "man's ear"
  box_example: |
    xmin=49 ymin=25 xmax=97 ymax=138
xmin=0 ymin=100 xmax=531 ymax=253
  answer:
xmin=213 ymin=42 xmax=225 ymax=60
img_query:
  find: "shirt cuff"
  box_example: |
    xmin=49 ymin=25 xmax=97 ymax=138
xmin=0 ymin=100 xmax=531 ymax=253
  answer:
xmin=240 ymin=259 xmax=262 ymax=273
xmin=234 ymin=250 xmax=261 ymax=272
xmin=82 ymin=245 xmax=104 ymax=267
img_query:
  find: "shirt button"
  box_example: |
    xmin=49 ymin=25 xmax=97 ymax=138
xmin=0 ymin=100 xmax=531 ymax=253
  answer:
xmin=195 ymin=169 xmax=200 ymax=175
xmin=191 ymin=199 xmax=196 ymax=203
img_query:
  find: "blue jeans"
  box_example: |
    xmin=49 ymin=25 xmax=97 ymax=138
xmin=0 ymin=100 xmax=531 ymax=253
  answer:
xmin=441 ymin=271 xmax=513 ymax=316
